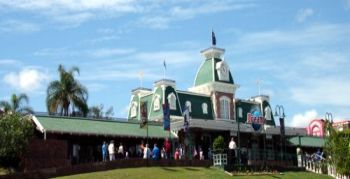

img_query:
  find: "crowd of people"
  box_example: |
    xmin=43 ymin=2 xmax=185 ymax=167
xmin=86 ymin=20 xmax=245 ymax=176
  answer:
xmin=71 ymin=138 xmax=209 ymax=164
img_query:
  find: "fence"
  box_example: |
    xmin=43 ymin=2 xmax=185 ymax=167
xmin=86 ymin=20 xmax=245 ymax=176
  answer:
xmin=302 ymin=157 xmax=350 ymax=179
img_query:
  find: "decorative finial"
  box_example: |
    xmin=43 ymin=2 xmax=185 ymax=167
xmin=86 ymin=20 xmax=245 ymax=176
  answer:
xmin=212 ymin=30 xmax=216 ymax=46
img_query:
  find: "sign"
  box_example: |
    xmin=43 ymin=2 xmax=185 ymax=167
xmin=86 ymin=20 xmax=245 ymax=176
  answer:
xmin=140 ymin=101 xmax=147 ymax=128
xmin=247 ymin=110 xmax=265 ymax=131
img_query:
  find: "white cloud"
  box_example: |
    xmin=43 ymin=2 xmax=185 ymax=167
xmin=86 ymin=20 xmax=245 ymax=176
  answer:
xmin=296 ymin=8 xmax=314 ymax=22
xmin=290 ymin=77 xmax=350 ymax=107
xmin=0 ymin=20 xmax=40 ymax=32
xmin=3 ymin=67 xmax=50 ymax=93
xmin=345 ymin=0 xmax=350 ymax=10
xmin=0 ymin=59 xmax=21 ymax=65
xmin=0 ymin=0 xmax=256 ymax=29
xmin=289 ymin=109 xmax=318 ymax=127
xmin=92 ymin=48 xmax=135 ymax=58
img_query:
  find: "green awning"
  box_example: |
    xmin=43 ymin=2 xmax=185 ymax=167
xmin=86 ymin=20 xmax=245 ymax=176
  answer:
xmin=33 ymin=116 xmax=176 ymax=139
xmin=288 ymin=136 xmax=324 ymax=148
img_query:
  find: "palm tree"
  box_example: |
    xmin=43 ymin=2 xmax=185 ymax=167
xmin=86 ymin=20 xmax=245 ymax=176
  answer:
xmin=0 ymin=93 xmax=33 ymax=114
xmin=46 ymin=64 xmax=88 ymax=116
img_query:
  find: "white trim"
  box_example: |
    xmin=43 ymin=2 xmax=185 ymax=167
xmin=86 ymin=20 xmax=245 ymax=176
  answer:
xmin=177 ymin=90 xmax=210 ymax=97
xmin=212 ymin=57 xmax=215 ymax=82
xmin=127 ymin=94 xmax=135 ymax=118
xmin=32 ymin=115 xmax=45 ymax=133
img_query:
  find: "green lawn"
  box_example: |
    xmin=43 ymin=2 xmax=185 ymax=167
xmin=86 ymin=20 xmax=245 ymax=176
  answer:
xmin=56 ymin=167 xmax=332 ymax=179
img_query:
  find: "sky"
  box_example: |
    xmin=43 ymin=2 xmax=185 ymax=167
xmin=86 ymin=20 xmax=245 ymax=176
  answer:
xmin=0 ymin=0 xmax=350 ymax=127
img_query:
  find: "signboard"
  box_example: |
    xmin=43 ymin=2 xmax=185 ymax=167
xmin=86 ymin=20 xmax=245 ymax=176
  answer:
xmin=247 ymin=110 xmax=265 ymax=131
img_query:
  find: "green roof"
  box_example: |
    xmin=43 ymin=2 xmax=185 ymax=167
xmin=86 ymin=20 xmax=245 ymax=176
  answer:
xmin=288 ymin=136 xmax=325 ymax=148
xmin=194 ymin=58 xmax=234 ymax=86
xmin=34 ymin=116 xmax=176 ymax=139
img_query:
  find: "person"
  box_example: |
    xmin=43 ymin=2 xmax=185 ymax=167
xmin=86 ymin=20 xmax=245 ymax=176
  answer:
xmin=229 ymin=137 xmax=237 ymax=164
xmin=139 ymin=140 xmax=145 ymax=158
xmin=164 ymin=138 xmax=171 ymax=159
xmin=179 ymin=144 xmax=184 ymax=160
xmin=199 ymin=148 xmax=204 ymax=160
xmin=161 ymin=146 xmax=166 ymax=159
xmin=118 ymin=143 xmax=124 ymax=158
xmin=152 ymin=143 xmax=160 ymax=160
xmin=72 ymin=144 xmax=80 ymax=164
xmin=193 ymin=147 xmax=198 ymax=159
xmin=102 ymin=141 xmax=108 ymax=162
xmin=108 ymin=140 xmax=115 ymax=161
xmin=143 ymin=144 xmax=151 ymax=159
xmin=208 ymin=148 xmax=213 ymax=161
xmin=174 ymin=148 xmax=180 ymax=160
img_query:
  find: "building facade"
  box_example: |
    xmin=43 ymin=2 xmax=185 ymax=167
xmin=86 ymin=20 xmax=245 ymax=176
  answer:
xmin=127 ymin=40 xmax=306 ymax=161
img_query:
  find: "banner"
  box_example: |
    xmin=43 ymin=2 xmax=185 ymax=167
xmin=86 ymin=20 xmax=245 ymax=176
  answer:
xmin=140 ymin=101 xmax=147 ymax=128
xmin=183 ymin=106 xmax=189 ymax=132
xmin=163 ymin=102 xmax=170 ymax=131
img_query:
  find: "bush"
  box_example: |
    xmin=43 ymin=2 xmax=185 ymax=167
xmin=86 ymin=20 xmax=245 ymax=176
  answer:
xmin=0 ymin=113 xmax=33 ymax=167
xmin=213 ymin=136 xmax=225 ymax=153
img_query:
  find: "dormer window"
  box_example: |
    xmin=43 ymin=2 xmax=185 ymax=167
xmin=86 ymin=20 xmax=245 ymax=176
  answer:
xmin=202 ymin=103 xmax=208 ymax=114
xmin=167 ymin=93 xmax=177 ymax=110
xmin=153 ymin=95 xmax=160 ymax=111
xmin=216 ymin=61 xmax=230 ymax=81
xmin=130 ymin=102 xmax=138 ymax=118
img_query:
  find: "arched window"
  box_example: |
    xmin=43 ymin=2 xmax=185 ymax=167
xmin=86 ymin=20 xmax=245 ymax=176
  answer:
xmin=202 ymin=103 xmax=208 ymax=114
xmin=167 ymin=93 xmax=177 ymax=110
xmin=219 ymin=96 xmax=230 ymax=119
xmin=238 ymin=107 xmax=243 ymax=119
xmin=153 ymin=95 xmax=160 ymax=111
xmin=185 ymin=101 xmax=192 ymax=112
xmin=130 ymin=102 xmax=138 ymax=118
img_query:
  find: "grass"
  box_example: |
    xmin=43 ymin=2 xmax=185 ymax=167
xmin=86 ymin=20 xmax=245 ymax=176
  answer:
xmin=55 ymin=167 xmax=332 ymax=179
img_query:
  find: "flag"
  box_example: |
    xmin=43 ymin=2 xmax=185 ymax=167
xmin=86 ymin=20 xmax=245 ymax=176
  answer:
xmin=163 ymin=60 xmax=167 ymax=70
xmin=212 ymin=30 xmax=216 ymax=46
xmin=183 ymin=105 xmax=190 ymax=132
xmin=163 ymin=102 xmax=170 ymax=131
xmin=140 ymin=101 xmax=148 ymax=128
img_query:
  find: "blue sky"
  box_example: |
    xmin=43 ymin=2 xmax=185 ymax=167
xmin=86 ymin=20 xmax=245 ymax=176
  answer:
xmin=1 ymin=0 xmax=350 ymax=127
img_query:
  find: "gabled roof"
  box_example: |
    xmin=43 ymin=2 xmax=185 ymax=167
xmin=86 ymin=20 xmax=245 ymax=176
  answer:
xmin=287 ymin=136 xmax=324 ymax=148
xmin=32 ymin=116 xmax=176 ymax=139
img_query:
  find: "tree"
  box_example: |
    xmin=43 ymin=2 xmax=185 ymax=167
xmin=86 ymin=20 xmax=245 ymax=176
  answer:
xmin=324 ymin=120 xmax=350 ymax=176
xmin=89 ymin=104 xmax=114 ymax=119
xmin=0 ymin=93 xmax=33 ymax=115
xmin=46 ymin=64 xmax=88 ymax=117
xmin=0 ymin=113 xmax=33 ymax=167
xmin=213 ymin=135 xmax=225 ymax=153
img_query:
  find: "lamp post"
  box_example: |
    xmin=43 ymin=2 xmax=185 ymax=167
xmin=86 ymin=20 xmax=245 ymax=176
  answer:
xmin=236 ymin=101 xmax=241 ymax=170
xmin=274 ymin=105 xmax=285 ymax=162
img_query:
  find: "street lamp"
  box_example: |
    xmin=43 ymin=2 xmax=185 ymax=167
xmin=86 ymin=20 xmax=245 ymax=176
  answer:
xmin=274 ymin=105 xmax=285 ymax=162
xmin=236 ymin=100 xmax=241 ymax=170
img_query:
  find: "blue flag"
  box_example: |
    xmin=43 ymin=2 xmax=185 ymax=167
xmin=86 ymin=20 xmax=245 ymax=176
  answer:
xmin=212 ymin=30 xmax=216 ymax=46
xmin=163 ymin=60 xmax=167 ymax=70
xmin=183 ymin=106 xmax=189 ymax=132
xmin=163 ymin=103 xmax=170 ymax=131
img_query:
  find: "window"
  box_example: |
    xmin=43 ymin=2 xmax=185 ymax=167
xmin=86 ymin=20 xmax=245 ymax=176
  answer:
xmin=130 ymin=102 xmax=137 ymax=118
xmin=167 ymin=93 xmax=177 ymax=110
xmin=153 ymin=95 xmax=160 ymax=111
xmin=202 ymin=103 xmax=208 ymax=114
xmin=185 ymin=101 xmax=192 ymax=112
xmin=238 ymin=107 xmax=243 ymax=118
xmin=219 ymin=96 xmax=230 ymax=119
